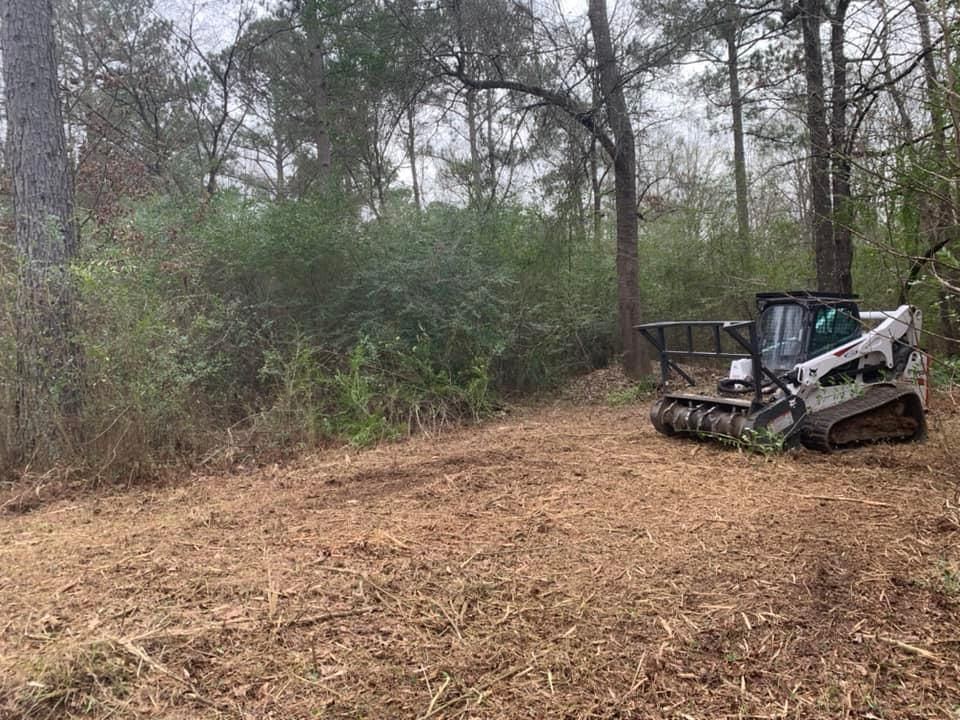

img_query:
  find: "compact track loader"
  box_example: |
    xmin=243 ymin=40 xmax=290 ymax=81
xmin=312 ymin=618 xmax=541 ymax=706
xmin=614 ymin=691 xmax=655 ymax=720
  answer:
xmin=637 ymin=292 xmax=928 ymax=451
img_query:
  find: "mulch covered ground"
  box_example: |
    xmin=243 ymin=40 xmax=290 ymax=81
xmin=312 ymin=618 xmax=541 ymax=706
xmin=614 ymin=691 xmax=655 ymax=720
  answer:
xmin=1 ymin=377 xmax=959 ymax=719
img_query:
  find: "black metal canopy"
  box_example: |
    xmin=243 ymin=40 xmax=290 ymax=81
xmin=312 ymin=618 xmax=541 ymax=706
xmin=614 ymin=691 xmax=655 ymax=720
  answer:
xmin=755 ymin=290 xmax=859 ymax=311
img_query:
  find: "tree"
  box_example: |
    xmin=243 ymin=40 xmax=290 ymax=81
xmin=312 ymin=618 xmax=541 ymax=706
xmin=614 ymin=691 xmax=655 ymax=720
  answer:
xmin=233 ymin=18 xmax=303 ymax=200
xmin=406 ymin=0 xmax=657 ymax=375
xmin=226 ymin=11 xmax=322 ymax=197
xmin=246 ymin=0 xmax=420 ymax=202
xmin=588 ymin=0 xmax=646 ymax=376
xmin=301 ymin=0 xmax=334 ymax=182
xmin=764 ymin=0 xmax=868 ymax=295
xmin=722 ymin=1 xmax=751 ymax=247
xmin=675 ymin=0 xmax=778 ymax=251
xmin=2 ymin=0 xmax=83 ymax=462
xmin=178 ymin=3 xmax=257 ymax=196
xmin=779 ymin=0 xmax=957 ymax=305
xmin=56 ymin=0 xmax=194 ymax=200
xmin=695 ymin=1 xmax=790 ymax=252
xmin=825 ymin=0 xmax=854 ymax=295
xmin=895 ymin=0 xmax=959 ymax=339
xmin=794 ymin=0 xmax=839 ymax=292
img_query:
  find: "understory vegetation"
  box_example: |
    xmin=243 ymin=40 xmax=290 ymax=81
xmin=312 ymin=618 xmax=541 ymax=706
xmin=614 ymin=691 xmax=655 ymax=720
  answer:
xmin=0 ymin=0 xmax=958 ymax=478
xmin=4 ymin=193 xmax=621 ymax=472
xmin=2 ymin=186 xmax=956 ymax=478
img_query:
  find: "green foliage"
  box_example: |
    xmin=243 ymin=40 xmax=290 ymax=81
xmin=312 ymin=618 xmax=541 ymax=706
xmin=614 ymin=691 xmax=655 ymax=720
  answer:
xmin=72 ymin=240 xmax=237 ymax=470
xmin=606 ymin=380 xmax=656 ymax=407
xmin=188 ymin=193 xmax=616 ymax=395
xmin=223 ymin=195 xmax=614 ymax=445
xmin=931 ymin=356 xmax=960 ymax=387
xmin=0 ymin=191 xmax=619 ymax=473
xmin=938 ymin=559 xmax=960 ymax=596
xmin=3 ymin=121 xmax=952 ymax=477
xmin=256 ymin=337 xmax=330 ymax=445
xmin=739 ymin=426 xmax=788 ymax=456
xmin=636 ymin=148 xmax=813 ymax=323
xmin=329 ymin=341 xmax=402 ymax=446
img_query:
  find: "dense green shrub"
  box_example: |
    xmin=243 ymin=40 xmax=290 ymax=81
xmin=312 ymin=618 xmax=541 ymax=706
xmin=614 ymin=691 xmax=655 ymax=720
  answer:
xmin=2 ymin=173 xmax=955 ymax=476
xmin=0 ymin=191 xmax=619 ymax=471
xmin=187 ymin=193 xmax=618 ymax=393
xmin=638 ymin=209 xmax=812 ymax=322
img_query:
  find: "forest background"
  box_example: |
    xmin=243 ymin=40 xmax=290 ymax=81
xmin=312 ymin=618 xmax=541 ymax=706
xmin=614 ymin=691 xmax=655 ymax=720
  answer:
xmin=0 ymin=0 xmax=958 ymax=476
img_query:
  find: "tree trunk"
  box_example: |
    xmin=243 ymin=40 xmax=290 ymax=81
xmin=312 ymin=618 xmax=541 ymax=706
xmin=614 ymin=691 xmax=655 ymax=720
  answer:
xmin=485 ymin=89 xmax=497 ymax=208
xmin=205 ymin=161 xmax=220 ymax=196
xmin=304 ymin=0 xmax=333 ymax=182
xmin=588 ymin=0 xmax=650 ymax=377
xmin=800 ymin=0 xmax=836 ymax=293
xmin=274 ymin=133 xmax=287 ymax=201
xmin=897 ymin=0 xmax=953 ymax=303
xmin=465 ymin=88 xmax=483 ymax=207
xmin=941 ymin=3 xmax=960 ymax=343
xmin=406 ymin=103 xmax=422 ymax=210
xmin=590 ymin=71 xmax=604 ymax=245
xmin=590 ymin=136 xmax=603 ymax=243
xmin=2 ymin=0 xmax=83 ymax=463
xmin=828 ymin=0 xmax=853 ymax=294
xmin=724 ymin=2 xmax=750 ymax=251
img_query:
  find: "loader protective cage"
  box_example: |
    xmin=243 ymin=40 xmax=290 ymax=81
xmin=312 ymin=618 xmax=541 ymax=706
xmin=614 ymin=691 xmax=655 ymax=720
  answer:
xmin=635 ymin=319 xmax=791 ymax=410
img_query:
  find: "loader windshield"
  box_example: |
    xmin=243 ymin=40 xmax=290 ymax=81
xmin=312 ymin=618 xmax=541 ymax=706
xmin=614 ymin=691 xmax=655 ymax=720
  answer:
xmin=759 ymin=303 xmax=805 ymax=373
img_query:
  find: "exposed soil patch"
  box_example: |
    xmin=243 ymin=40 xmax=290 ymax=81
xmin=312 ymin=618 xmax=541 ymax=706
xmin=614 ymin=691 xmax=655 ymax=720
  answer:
xmin=1 ymin=386 xmax=959 ymax=719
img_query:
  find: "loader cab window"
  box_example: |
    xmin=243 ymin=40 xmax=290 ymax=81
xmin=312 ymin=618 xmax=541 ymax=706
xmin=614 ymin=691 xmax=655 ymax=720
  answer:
xmin=808 ymin=305 xmax=861 ymax=357
xmin=759 ymin=303 xmax=806 ymax=372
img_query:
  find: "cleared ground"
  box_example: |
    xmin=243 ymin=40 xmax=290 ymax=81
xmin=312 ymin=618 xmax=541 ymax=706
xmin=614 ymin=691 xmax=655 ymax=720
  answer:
xmin=2 ymin=379 xmax=959 ymax=719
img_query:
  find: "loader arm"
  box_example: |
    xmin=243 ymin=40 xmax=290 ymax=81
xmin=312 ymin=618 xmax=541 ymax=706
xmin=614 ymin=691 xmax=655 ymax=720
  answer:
xmin=793 ymin=305 xmax=926 ymax=408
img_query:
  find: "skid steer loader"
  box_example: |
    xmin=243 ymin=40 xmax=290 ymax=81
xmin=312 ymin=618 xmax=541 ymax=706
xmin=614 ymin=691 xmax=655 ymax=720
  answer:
xmin=637 ymin=291 xmax=928 ymax=451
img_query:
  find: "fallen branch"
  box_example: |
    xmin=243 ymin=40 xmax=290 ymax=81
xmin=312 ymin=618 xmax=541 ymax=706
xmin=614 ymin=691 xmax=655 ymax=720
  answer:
xmin=121 ymin=606 xmax=378 ymax=642
xmin=282 ymin=606 xmax=377 ymax=629
xmin=107 ymin=635 xmax=220 ymax=708
xmin=878 ymin=635 xmax=940 ymax=661
xmin=416 ymin=663 xmax=535 ymax=720
xmin=789 ymin=493 xmax=893 ymax=508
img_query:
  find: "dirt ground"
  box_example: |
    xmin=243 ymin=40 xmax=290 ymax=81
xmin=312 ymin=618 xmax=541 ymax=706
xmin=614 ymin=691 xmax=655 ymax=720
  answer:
xmin=2 ymin=377 xmax=959 ymax=719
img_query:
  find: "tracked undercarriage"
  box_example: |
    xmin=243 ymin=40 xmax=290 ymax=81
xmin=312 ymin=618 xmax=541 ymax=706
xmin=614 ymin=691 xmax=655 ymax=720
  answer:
xmin=638 ymin=292 xmax=928 ymax=453
xmin=801 ymin=384 xmax=925 ymax=450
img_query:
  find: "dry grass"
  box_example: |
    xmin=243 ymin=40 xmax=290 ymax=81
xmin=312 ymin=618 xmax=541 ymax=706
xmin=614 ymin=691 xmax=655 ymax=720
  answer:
xmin=1 ymin=379 xmax=959 ymax=719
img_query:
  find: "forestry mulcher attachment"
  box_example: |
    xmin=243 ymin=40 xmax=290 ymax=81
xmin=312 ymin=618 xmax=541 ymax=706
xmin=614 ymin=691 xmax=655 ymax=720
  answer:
xmin=637 ymin=292 xmax=928 ymax=452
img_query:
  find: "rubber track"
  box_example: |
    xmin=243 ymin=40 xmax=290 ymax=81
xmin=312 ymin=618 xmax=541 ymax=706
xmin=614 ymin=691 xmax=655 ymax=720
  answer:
xmin=801 ymin=384 xmax=925 ymax=452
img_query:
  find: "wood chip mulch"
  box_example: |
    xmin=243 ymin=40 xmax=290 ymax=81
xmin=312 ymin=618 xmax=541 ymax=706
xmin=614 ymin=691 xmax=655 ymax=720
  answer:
xmin=1 ymin=389 xmax=958 ymax=719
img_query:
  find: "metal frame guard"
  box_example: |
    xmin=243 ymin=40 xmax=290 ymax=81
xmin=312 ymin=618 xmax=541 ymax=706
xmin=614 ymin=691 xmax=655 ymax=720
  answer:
xmin=635 ymin=320 xmax=791 ymax=410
